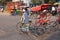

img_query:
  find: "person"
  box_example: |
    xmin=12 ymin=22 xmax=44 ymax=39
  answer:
xmin=35 ymin=12 xmax=45 ymax=29
xmin=13 ymin=6 xmax=17 ymax=16
xmin=20 ymin=8 xmax=30 ymax=35
xmin=21 ymin=8 xmax=29 ymax=23
xmin=25 ymin=7 xmax=29 ymax=15
xmin=45 ymin=12 xmax=51 ymax=23
xmin=37 ymin=12 xmax=44 ymax=19
xmin=57 ymin=15 xmax=60 ymax=24
xmin=57 ymin=5 xmax=60 ymax=15
xmin=51 ymin=5 xmax=56 ymax=16
xmin=47 ymin=5 xmax=52 ymax=12
xmin=1 ymin=8 xmax=4 ymax=12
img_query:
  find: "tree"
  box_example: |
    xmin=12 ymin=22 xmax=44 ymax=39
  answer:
xmin=49 ymin=0 xmax=55 ymax=4
xmin=0 ymin=0 xmax=5 ymax=5
xmin=44 ymin=0 xmax=49 ymax=3
xmin=31 ymin=0 xmax=40 ymax=4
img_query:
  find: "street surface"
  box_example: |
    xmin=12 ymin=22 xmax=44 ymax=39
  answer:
xmin=0 ymin=15 xmax=35 ymax=40
xmin=46 ymin=32 xmax=60 ymax=40
xmin=0 ymin=14 xmax=60 ymax=40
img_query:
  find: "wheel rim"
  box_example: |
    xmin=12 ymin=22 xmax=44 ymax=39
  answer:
xmin=16 ymin=22 xmax=22 ymax=33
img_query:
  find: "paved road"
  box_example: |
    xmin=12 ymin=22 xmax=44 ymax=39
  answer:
xmin=46 ymin=32 xmax=60 ymax=40
xmin=0 ymin=15 xmax=60 ymax=40
xmin=0 ymin=15 xmax=32 ymax=40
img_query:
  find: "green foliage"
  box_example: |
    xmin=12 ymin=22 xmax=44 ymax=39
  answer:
xmin=16 ymin=10 xmax=21 ymax=15
xmin=31 ymin=0 xmax=40 ymax=4
xmin=0 ymin=0 xmax=5 ymax=5
xmin=49 ymin=0 xmax=55 ymax=4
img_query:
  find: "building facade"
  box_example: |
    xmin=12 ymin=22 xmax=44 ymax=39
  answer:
xmin=22 ymin=0 xmax=31 ymax=6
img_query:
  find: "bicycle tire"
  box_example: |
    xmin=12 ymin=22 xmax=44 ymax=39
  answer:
xmin=16 ymin=22 xmax=22 ymax=33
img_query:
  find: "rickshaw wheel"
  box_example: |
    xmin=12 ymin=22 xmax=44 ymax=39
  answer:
xmin=49 ymin=21 xmax=59 ymax=32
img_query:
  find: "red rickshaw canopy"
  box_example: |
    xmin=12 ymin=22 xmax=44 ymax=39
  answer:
xmin=42 ymin=4 xmax=51 ymax=6
xmin=41 ymin=4 xmax=51 ymax=10
xmin=31 ymin=6 xmax=41 ymax=12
